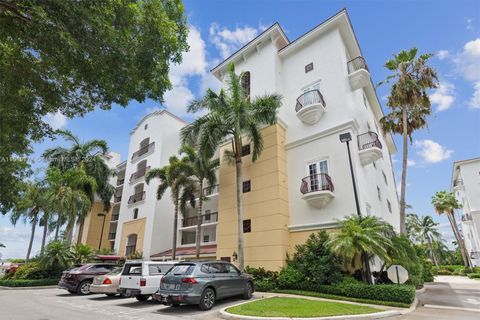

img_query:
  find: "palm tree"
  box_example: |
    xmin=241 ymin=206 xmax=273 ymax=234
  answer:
xmin=181 ymin=63 xmax=282 ymax=270
xmin=10 ymin=181 xmax=48 ymax=261
xmin=406 ymin=214 xmax=441 ymax=266
xmin=46 ymin=167 xmax=96 ymax=245
xmin=71 ymin=243 xmax=94 ymax=264
xmin=43 ymin=130 xmax=115 ymax=243
xmin=179 ymin=145 xmax=219 ymax=259
xmin=146 ymin=156 xmax=196 ymax=260
xmin=41 ymin=240 xmax=71 ymax=271
xmin=379 ymin=48 xmax=438 ymax=235
xmin=432 ymin=191 xmax=471 ymax=267
xmin=327 ymin=215 xmax=395 ymax=282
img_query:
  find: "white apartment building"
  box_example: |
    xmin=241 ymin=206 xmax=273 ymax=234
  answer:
xmin=452 ymin=157 xmax=480 ymax=267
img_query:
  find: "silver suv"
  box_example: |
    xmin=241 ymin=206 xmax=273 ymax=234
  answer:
xmin=154 ymin=261 xmax=254 ymax=310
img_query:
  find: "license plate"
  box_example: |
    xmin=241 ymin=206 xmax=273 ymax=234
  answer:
xmin=165 ymin=283 xmax=180 ymax=290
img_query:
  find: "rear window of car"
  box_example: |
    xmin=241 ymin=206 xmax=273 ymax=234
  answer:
xmin=122 ymin=263 xmax=142 ymax=275
xmin=107 ymin=267 xmax=122 ymax=275
xmin=166 ymin=264 xmax=195 ymax=275
xmin=148 ymin=264 xmax=174 ymax=275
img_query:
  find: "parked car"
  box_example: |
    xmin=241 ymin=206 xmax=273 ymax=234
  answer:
xmin=118 ymin=260 xmax=177 ymax=301
xmin=58 ymin=263 xmax=117 ymax=295
xmin=90 ymin=267 xmax=127 ymax=297
xmin=154 ymin=261 xmax=254 ymax=310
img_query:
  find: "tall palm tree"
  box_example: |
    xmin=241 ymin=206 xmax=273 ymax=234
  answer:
xmin=327 ymin=215 xmax=395 ymax=283
xmin=10 ymin=181 xmax=48 ymax=261
xmin=181 ymin=63 xmax=282 ymax=270
xmin=406 ymin=214 xmax=441 ymax=266
xmin=432 ymin=191 xmax=471 ymax=267
xmin=39 ymin=204 xmax=56 ymax=253
xmin=46 ymin=167 xmax=96 ymax=245
xmin=43 ymin=130 xmax=115 ymax=243
xmin=379 ymin=48 xmax=438 ymax=235
xmin=146 ymin=156 xmax=196 ymax=260
xmin=179 ymin=145 xmax=220 ymax=259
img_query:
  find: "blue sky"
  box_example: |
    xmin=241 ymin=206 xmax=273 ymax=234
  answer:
xmin=1 ymin=0 xmax=479 ymax=259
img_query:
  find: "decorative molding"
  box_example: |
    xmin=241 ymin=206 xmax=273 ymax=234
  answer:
xmin=289 ymin=220 xmax=340 ymax=232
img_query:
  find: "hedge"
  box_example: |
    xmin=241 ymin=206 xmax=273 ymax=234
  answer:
xmin=467 ymin=273 xmax=480 ymax=279
xmin=0 ymin=279 xmax=59 ymax=287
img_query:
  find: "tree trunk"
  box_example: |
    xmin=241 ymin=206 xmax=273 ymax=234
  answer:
xmin=26 ymin=210 xmax=38 ymax=261
xmin=54 ymin=213 xmax=61 ymax=241
xmin=64 ymin=214 xmax=75 ymax=246
xmin=448 ymin=213 xmax=471 ymax=268
xmin=76 ymin=220 xmax=84 ymax=244
xmin=195 ymin=181 xmax=204 ymax=259
xmin=41 ymin=218 xmax=48 ymax=253
xmin=399 ymin=107 xmax=408 ymax=235
xmin=235 ymin=157 xmax=244 ymax=271
xmin=427 ymin=236 xmax=439 ymax=267
xmin=172 ymin=199 xmax=179 ymax=260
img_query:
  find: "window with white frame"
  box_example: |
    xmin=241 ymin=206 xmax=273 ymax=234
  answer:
xmin=307 ymin=159 xmax=329 ymax=192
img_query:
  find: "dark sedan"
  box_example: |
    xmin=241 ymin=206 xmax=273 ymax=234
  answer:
xmin=58 ymin=263 xmax=117 ymax=295
xmin=154 ymin=261 xmax=254 ymax=310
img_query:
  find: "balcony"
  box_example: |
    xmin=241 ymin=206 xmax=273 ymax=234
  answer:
xmin=116 ymin=178 xmax=125 ymax=186
xmin=108 ymin=232 xmax=116 ymax=241
xmin=461 ymin=213 xmax=472 ymax=222
xmin=295 ymin=90 xmax=326 ymax=125
xmin=182 ymin=212 xmax=218 ymax=228
xmin=130 ymin=166 xmax=151 ymax=183
xmin=193 ymin=184 xmax=219 ymax=199
xmin=114 ymin=195 xmax=122 ymax=203
xmin=300 ymin=173 xmax=334 ymax=208
xmin=111 ymin=214 xmax=119 ymax=222
xmin=131 ymin=142 xmax=155 ymax=162
xmin=453 ymin=178 xmax=464 ymax=190
xmin=357 ymin=132 xmax=383 ymax=166
xmin=128 ymin=191 xmax=145 ymax=204
xmin=471 ymin=251 xmax=480 ymax=260
xmin=347 ymin=56 xmax=370 ymax=90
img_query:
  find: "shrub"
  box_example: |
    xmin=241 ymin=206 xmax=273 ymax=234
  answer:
xmin=421 ymin=259 xmax=434 ymax=282
xmin=277 ymin=265 xmax=304 ymax=289
xmin=0 ymin=278 xmax=59 ymax=287
xmin=13 ymin=262 xmax=49 ymax=280
xmin=467 ymin=273 xmax=480 ymax=279
xmin=245 ymin=266 xmax=278 ymax=283
xmin=255 ymin=279 xmax=275 ymax=292
xmin=436 ymin=268 xmax=453 ymax=275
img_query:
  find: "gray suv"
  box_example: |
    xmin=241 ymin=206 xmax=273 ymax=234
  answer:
xmin=154 ymin=261 xmax=254 ymax=310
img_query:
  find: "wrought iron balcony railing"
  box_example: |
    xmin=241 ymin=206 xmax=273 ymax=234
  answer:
xmin=453 ymin=179 xmax=464 ymax=187
xmin=295 ymin=90 xmax=326 ymax=113
xmin=461 ymin=214 xmax=472 ymax=222
xmin=111 ymin=214 xmax=119 ymax=222
xmin=130 ymin=166 xmax=151 ymax=182
xmin=347 ymin=56 xmax=369 ymax=74
xmin=131 ymin=142 xmax=155 ymax=161
xmin=114 ymin=196 xmax=122 ymax=203
xmin=357 ymin=132 xmax=382 ymax=151
xmin=128 ymin=191 xmax=145 ymax=204
xmin=182 ymin=212 xmax=218 ymax=227
xmin=300 ymin=173 xmax=334 ymax=194
xmin=116 ymin=178 xmax=125 ymax=186
xmin=470 ymin=251 xmax=480 ymax=260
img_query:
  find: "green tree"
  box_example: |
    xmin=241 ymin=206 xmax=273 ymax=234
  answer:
xmin=327 ymin=215 xmax=395 ymax=282
xmin=379 ymin=48 xmax=438 ymax=234
xmin=43 ymin=130 xmax=115 ymax=243
xmin=0 ymin=0 xmax=188 ymax=214
xmin=432 ymin=191 xmax=470 ymax=267
xmin=406 ymin=214 xmax=442 ymax=266
xmin=179 ymin=145 xmax=219 ymax=259
xmin=10 ymin=181 xmax=48 ymax=261
xmin=182 ymin=63 xmax=282 ymax=270
xmin=40 ymin=240 xmax=71 ymax=271
xmin=71 ymin=243 xmax=94 ymax=264
xmin=146 ymin=156 xmax=196 ymax=260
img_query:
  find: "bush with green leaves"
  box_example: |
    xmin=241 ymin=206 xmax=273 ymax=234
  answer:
xmin=277 ymin=265 xmax=304 ymax=289
xmin=467 ymin=273 xmax=480 ymax=279
xmin=0 ymin=278 xmax=59 ymax=287
xmin=71 ymin=243 xmax=94 ymax=264
xmin=244 ymin=266 xmax=278 ymax=291
xmin=40 ymin=240 xmax=72 ymax=273
xmin=12 ymin=261 xmax=50 ymax=280
xmin=388 ymin=236 xmax=424 ymax=288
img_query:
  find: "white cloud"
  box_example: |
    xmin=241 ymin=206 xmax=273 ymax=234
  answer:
xmin=414 ymin=139 xmax=453 ymax=164
xmin=407 ymin=159 xmax=416 ymax=167
xmin=454 ymin=38 xmax=480 ymax=82
xmin=437 ymin=50 xmax=450 ymax=60
xmin=43 ymin=111 xmax=67 ymax=130
xmin=429 ymin=81 xmax=455 ymax=111
xmin=468 ymin=81 xmax=480 ymax=109
xmin=209 ymin=23 xmax=260 ymax=59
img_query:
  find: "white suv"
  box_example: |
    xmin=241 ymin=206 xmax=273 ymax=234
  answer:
xmin=118 ymin=260 xmax=177 ymax=301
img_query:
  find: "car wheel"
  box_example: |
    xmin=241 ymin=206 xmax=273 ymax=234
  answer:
xmin=243 ymin=282 xmax=253 ymax=300
xmin=68 ymin=290 xmax=76 ymax=294
xmin=171 ymin=303 xmax=180 ymax=307
xmin=199 ymin=288 xmax=216 ymax=311
xmin=135 ymin=295 xmax=150 ymax=302
xmin=106 ymin=293 xmax=117 ymax=297
xmin=77 ymin=281 xmax=92 ymax=295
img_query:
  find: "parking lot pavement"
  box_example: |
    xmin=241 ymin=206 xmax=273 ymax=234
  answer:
xmin=0 ymin=288 xmax=260 ymax=320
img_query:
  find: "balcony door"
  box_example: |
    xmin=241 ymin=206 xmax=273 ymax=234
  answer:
xmin=307 ymin=159 xmax=328 ymax=192
xmin=302 ymin=81 xmax=321 ymax=105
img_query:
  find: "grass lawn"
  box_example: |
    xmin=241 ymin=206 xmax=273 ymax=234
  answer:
xmin=226 ymin=297 xmax=381 ymax=318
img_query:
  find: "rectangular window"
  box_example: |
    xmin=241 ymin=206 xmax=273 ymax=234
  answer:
xmin=242 ymin=180 xmax=251 ymax=193
xmin=307 ymin=159 xmax=328 ymax=192
xmin=203 ymin=235 xmax=210 ymax=243
xmin=241 ymin=144 xmax=250 ymax=156
xmin=133 ymin=208 xmax=138 ymax=219
xmin=382 ymin=171 xmax=388 ymax=185
xmin=387 ymin=200 xmax=392 ymax=213
xmin=305 ymin=62 xmax=314 ymax=73
xmin=377 ymin=186 xmax=381 ymax=201
xmin=243 ymin=219 xmax=251 ymax=233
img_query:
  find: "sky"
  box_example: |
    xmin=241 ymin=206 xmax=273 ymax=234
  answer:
xmin=1 ymin=0 xmax=479 ymax=259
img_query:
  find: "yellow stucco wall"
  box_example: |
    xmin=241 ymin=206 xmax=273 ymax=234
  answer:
xmin=77 ymin=202 xmax=112 ymax=250
xmin=118 ymin=217 xmax=146 ymax=256
xmin=216 ymin=124 xmax=290 ymax=271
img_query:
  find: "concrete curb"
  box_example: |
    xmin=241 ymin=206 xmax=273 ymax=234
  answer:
xmin=0 ymin=285 xmax=58 ymax=290
xmin=218 ymin=294 xmax=417 ymax=320
xmin=415 ymin=286 xmax=427 ymax=294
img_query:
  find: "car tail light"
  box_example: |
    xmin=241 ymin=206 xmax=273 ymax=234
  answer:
xmin=140 ymin=278 xmax=146 ymax=287
xmin=181 ymin=277 xmax=197 ymax=284
xmin=102 ymin=278 xmax=112 ymax=285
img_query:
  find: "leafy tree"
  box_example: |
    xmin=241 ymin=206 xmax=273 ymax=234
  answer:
xmin=71 ymin=243 xmax=94 ymax=264
xmin=0 ymin=0 xmax=188 ymax=214
xmin=40 ymin=240 xmax=71 ymax=271
xmin=179 ymin=145 xmax=219 ymax=259
xmin=182 ymin=63 xmax=282 ymax=270
xmin=379 ymin=48 xmax=438 ymax=234
xmin=146 ymin=156 xmax=196 ymax=260
xmin=432 ymin=191 xmax=471 ymax=267
xmin=10 ymin=181 xmax=48 ymax=261
xmin=327 ymin=215 xmax=395 ymax=282
xmin=406 ymin=214 xmax=442 ymax=266
xmin=43 ymin=130 xmax=115 ymax=243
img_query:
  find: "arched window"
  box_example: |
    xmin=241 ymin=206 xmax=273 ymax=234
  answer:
xmin=139 ymin=137 xmax=149 ymax=149
xmin=125 ymin=234 xmax=137 ymax=256
xmin=241 ymin=71 xmax=250 ymax=101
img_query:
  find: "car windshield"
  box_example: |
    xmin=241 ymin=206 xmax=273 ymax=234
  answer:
xmin=166 ymin=264 xmax=195 ymax=276
xmin=107 ymin=267 xmax=122 ymax=275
